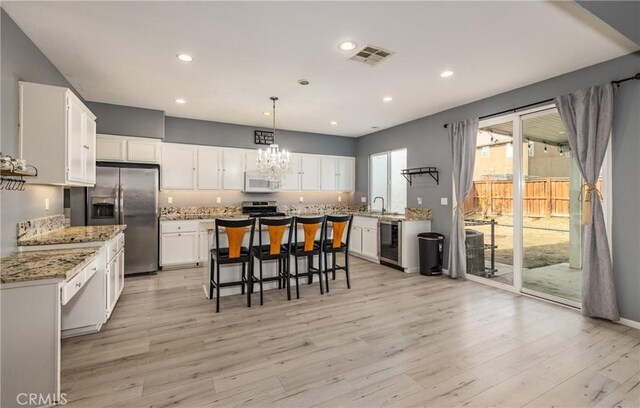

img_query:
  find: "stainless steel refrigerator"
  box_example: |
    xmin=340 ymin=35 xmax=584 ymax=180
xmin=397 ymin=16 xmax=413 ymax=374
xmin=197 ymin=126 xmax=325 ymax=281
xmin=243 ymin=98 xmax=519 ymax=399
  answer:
xmin=87 ymin=163 xmax=159 ymax=275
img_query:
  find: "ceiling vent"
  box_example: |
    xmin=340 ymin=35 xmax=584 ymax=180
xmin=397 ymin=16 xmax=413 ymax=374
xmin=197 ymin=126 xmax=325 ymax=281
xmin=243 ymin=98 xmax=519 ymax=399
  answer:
xmin=348 ymin=45 xmax=394 ymax=67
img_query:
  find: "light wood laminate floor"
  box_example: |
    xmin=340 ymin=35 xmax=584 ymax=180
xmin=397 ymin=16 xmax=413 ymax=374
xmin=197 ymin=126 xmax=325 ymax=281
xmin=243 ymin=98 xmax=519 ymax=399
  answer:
xmin=61 ymin=256 xmax=640 ymax=407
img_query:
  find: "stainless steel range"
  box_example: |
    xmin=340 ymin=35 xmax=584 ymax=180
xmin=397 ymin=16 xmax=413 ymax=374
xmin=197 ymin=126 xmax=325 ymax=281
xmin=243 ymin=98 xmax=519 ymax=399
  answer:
xmin=241 ymin=201 xmax=285 ymax=218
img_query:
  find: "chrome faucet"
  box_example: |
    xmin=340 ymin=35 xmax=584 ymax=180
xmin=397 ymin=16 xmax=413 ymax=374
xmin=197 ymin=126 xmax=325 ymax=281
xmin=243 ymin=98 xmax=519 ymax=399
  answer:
xmin=373 ymin=196 xmax=386 ymax=214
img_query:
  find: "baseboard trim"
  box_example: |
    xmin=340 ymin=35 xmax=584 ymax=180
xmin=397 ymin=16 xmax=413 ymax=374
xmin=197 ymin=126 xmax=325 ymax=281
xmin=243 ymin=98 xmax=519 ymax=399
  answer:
xmin=618 ymin=317 xmax=640 ymax=329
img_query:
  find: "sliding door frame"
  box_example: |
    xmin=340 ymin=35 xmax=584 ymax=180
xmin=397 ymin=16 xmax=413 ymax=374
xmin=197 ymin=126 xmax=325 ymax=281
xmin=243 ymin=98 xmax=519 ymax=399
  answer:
xmin=454 ymin=103 xmax=612 ymax=308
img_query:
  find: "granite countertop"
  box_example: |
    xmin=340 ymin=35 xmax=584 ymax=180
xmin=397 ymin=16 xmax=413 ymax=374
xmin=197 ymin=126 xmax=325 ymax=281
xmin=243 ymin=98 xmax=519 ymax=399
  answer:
xmin=1 ymin=247 xmax=101 ymax=284
xmin=17 ymin=225 xmax=127 ymax=247
xmin=161 ymin=211 xmax=432 ymax=222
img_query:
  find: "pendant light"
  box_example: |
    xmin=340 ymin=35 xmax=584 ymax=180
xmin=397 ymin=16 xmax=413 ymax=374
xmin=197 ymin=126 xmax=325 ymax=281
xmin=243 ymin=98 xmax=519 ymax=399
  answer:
xmin=257 ymin=97 xmax=290 ymax=181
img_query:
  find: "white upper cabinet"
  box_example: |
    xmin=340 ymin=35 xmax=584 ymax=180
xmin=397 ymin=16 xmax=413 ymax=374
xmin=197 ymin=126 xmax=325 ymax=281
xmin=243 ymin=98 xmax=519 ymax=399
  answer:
xmin=160 ymin=143 xmax=197 ymax=190
xmin=222 ymin=149 xmax=245 ymax=190
xmin=127 ymin=138 xmax=160 ymax=163
xmin=337 ymin=157 xmax=355 ymax=192
xmin=19 ymin=82 xmax=96 ymax=186
xmin=197 ymin=147 xmax=221 ymax=190
xmin=320 ymin=157 xmax=337 ymax=191
xmin=96 ymin=134 xmax=160 ymax=163
xmin=245 ymin=150 xmax=259 ymax=172
xmin=300 ymin=154 xmax=320 ymax=191
xmin=281 ymin=153 xmax=301 ymax=191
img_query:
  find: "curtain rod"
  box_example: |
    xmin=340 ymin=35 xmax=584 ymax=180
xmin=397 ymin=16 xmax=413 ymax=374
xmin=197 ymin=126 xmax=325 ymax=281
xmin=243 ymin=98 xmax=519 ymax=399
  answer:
xmin=443 ymin=72 xmax=640 ymax=129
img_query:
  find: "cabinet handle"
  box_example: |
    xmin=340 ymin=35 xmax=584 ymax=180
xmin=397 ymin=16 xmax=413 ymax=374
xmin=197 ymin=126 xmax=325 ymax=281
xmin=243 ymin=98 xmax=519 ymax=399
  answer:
xmin=76 ymin=282 xmax=82 ymax=288
xmin=178 ymin=233 xmax=182 ymax=236
xmin=83 ymin=145 xmax=89 ymax=149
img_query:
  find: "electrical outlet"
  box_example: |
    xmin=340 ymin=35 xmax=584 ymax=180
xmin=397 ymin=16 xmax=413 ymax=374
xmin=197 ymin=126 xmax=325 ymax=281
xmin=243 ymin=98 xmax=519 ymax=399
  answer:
xmin=338 ymin=196 xmax=342 ymax=202
xmin=167 ymin=196 xmax=173 ymax=204
xmin=216 ymin=197 xmax=221 ymax=204
xmin=441 ymin=197 xmax=448 ymax=206
xmin=45 ymin=198 xmax=50 ymax=211
xmin=299 ymin=196 xmax=304 ymax=203
xmin=417 ymin=197 xmax=422 ymax=205
xmin=361 ymin=196 xmax=366 ymax=203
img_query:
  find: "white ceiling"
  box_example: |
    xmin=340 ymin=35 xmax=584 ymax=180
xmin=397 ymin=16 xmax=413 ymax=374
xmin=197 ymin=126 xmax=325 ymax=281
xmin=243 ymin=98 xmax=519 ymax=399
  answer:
xmin=3 ymin=1 xmax=637 ymax=137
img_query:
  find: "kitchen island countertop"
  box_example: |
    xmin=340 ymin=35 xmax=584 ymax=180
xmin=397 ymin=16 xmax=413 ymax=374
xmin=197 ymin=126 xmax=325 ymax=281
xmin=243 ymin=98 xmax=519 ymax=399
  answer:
xmin=17 ymin=225 xmax=127 ymax=247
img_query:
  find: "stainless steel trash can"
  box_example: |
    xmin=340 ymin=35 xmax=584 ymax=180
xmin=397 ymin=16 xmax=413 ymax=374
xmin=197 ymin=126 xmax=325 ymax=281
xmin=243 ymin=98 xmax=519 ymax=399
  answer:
xmin=418 ymin=233 xmax=444 ymax=276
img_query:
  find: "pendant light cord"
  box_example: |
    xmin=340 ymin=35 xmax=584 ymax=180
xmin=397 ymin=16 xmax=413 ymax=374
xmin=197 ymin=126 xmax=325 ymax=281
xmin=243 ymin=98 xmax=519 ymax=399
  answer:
xmin=270 ymin=96 xmax=278 ymax=141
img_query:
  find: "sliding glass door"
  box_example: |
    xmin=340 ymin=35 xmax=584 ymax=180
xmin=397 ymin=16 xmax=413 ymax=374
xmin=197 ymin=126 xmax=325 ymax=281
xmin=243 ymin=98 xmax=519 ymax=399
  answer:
xmin=520 ymin=108 xmax=583 ymax=306
xmin=461 ymin=104 xmax=607 ymax=307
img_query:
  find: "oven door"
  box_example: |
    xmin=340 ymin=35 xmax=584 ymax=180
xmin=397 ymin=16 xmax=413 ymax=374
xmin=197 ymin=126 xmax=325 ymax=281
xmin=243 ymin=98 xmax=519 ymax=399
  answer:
xmin=379 ymin=220 xmax=402 ymax=266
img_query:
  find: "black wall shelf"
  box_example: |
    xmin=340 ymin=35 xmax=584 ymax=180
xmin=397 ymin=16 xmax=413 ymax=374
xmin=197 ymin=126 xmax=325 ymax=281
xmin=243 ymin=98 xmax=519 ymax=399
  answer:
xmin=400 ymin=167 xmax=439 ymax=185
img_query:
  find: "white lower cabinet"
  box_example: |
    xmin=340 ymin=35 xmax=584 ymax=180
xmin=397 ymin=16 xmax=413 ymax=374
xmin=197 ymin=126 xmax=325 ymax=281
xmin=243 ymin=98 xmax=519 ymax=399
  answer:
xmin=350 ymin=216 xmax=379 ymax=262
xmin=160 ymin=220 xmax=201 ymax=266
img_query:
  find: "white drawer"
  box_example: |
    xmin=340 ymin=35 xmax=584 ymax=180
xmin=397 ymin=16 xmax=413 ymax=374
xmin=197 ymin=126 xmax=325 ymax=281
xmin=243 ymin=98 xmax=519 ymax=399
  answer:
xmin=161 ymin=220 xmax=200 ymax=234
xmin=84 ymin=257 xmax=99 ymax=281
xmin=353 ymin=216 xmax=378 ymax=229
xmin=107 ymin=239 xmax=118 ymax=262
xmin=61 ymin=269 xmax=86 ymax=306
xmin=117 ymin=233 xmax=125 ymax=251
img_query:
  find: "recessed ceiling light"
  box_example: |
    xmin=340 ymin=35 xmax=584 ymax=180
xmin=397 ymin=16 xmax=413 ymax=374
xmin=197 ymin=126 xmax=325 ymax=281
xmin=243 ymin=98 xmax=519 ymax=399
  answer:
xmin=297 ymin=79 xmax=310 ymax=86
xmin=440 ymin=70 xmax=454 ymax=78
xmin=331 ymin=121 xmax=338 ymax=125
xmin=339 ymin=41 xmax=357 ymax=51
xmin=176 ymin=54 xmax=193 ymax=62
xmin=263 ymin=112 xmax=271 ymax=116
xmin=383 ymin=96 xmax=393 ymax=102
xmin=175 ymin=98 xmax=186 ymax=104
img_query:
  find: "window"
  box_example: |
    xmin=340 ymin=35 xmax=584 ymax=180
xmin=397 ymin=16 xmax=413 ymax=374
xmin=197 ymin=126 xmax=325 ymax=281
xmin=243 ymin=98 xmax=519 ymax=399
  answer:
xmin=482 ymin=146 xmax=490 ymax=157
xmin=369 ymin=148 xmax=407 ymax=214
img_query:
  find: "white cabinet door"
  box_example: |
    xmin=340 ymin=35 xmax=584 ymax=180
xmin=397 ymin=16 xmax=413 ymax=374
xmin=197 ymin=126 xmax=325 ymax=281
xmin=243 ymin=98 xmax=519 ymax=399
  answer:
xmin=96 ymin=135 xmax=126 ymax=161
xmin=66 ymin=95 xmax=85 ymax=183
xmin=161 ymin=232 xmax=199 ymax=265
xmin=337 ymin=157 xmax=355 ymax=192
xmin=281 ymin=153 xmax=301 ymax=191
xmin=198 ymin=232 xmax=209 ymax=262
xmin=320 ymin=157 xmax=337 ymax=191
xmin=197 ymin=148 xmax=221 ymax=190
xmin=117 ymin=249 xmax=125 ymax=297
xmin=362 ymin=227 xmax=378 ymax=259
xmin=127 ymin=139 xmax=160 ymax=163
xmin=107 ymin=258 xmax=117 ymax=316
xmin=349 ymin=226 xmax=363 ymax=255
xmin=300 ymin=155 xmax=320 ymax=191
xmin=245 ymin=150 xmax=259 ymax=172
xmin=222 ymin=149 xmax=245 ymax=190
xmin=161 ymin=144 xmax=197 ymax=190
xmin=84 ymin=115 xmax=97 ymax=184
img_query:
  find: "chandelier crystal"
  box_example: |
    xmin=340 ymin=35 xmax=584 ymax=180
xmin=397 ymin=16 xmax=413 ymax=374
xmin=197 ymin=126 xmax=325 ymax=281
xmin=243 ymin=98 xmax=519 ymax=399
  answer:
xmin=257 ymin=96 xmax=290 ymax=182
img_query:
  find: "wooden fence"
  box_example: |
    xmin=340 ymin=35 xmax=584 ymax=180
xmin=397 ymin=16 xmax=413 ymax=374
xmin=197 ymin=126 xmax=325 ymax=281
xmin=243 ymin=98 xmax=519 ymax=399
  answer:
xmin=463 ymin=178 xmax=600 ymax=218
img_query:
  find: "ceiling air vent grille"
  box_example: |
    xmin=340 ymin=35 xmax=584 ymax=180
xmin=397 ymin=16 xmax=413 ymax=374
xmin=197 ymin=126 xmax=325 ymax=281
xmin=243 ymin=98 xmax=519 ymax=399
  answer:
xmin=348 ymin=45 xmax=394 ymax=67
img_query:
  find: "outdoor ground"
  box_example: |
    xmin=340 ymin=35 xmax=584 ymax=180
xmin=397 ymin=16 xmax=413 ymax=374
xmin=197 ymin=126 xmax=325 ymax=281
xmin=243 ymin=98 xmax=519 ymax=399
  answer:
xmin=464 ymin=214 xmax=582 ymax=302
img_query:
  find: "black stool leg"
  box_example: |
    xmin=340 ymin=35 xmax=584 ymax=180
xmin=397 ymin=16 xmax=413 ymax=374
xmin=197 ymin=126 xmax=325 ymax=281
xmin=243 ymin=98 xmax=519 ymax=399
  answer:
xmin=259 ymin=257 xmax=264 ymax=305
xmin=324 ymin=251 xmax=330 ymax=293
xmin=307 ymin=255 xmax=313 ymax=284
xmin=216 ymin=261 xmax=221 ymax=313
xmin=209 ymin=257 xmax=214 ymax=300
xmin=286 ymin=256 xmax=291 ymax=301
xmin=318 ymin=251 xmax=324 ymax=295
xmin=333 ymin=253 xmax=337 ymax=280
xmin=345 ymin=251 xmax=351 ymax=289
xmin=241 ymin=261 xmax=246 ymax=295
xmin=277 ymin=259 xmax=282 ymax=289
xmin=295 ymin=255 xmax=300 ymax=299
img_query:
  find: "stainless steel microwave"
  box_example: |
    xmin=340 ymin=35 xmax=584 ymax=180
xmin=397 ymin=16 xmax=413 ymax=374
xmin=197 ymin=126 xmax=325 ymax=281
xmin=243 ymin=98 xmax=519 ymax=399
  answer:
xmin=243 ymin=171 xmax=280 ymax=193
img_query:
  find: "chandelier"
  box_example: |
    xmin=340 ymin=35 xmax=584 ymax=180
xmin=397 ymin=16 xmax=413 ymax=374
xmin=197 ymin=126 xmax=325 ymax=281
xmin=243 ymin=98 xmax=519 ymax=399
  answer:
xmin=257 ymin=96 xmax=290 ymax=182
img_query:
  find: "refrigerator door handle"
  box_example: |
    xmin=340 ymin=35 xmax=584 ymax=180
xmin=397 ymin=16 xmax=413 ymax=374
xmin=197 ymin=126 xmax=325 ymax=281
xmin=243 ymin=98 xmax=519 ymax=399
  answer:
xmin=119 ymin=184 xmax=124 ymax=225
xmin=114 ymin=185 xmax=121 ymax=225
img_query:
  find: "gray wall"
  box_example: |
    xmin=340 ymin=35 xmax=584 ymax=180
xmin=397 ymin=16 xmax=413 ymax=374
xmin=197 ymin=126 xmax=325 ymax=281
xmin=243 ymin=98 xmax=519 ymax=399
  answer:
xmin=85 ymin=101 xmax=165 ymax=139
xmin=577 ymin=1 xmax=640 ymax=45
xmin=356 ymin=52 xmax=640 ymax=321
xmin=165 ymin=116 xmax=357 ymax=157
xmin=0 ymin=9 xmax=68 ymax=256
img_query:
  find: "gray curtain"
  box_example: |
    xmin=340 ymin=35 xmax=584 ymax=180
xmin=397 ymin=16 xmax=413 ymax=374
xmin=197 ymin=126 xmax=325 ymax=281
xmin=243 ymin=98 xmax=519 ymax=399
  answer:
xmin=555 ymin=83 xmax=619 ymax=321
xmin=447 ymin=119 xmax=479 ymax=279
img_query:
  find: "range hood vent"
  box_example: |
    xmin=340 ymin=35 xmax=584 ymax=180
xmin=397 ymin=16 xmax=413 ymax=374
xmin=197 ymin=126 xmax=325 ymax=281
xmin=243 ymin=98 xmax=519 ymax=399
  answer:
xmin=348 ymin=45 xmax=394 ymax=67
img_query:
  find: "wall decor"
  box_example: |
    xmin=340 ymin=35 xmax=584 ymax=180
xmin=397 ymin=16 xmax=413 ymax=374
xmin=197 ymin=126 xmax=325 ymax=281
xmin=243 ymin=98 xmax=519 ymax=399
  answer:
xmin=254 ymin=130 xmax=275 ymax=145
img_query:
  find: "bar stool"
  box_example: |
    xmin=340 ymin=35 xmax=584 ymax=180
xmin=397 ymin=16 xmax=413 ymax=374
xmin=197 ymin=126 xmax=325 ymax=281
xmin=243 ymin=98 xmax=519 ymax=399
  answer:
xmin=210 ymin=218 xmax=256 ymax=312
xmin=322 ymin=214 xmax=354 ymax=293
xmin=290 ymin=215 xmax=327 ymax=299
xmin=250 ymin=216 xmax=294 ymax=305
